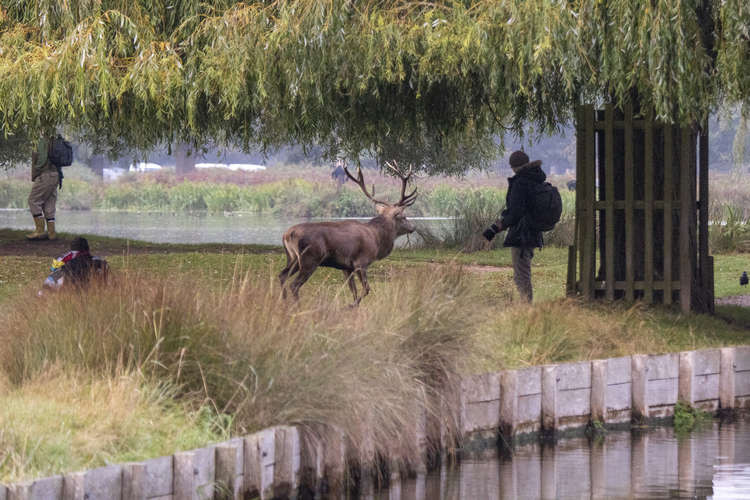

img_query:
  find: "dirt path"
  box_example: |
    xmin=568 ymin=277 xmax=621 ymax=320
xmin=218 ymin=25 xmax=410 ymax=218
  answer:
xmin=716 ymin=295 xmax=750 ymax=307
xmin=0 ymin=230 xmax=276 ymax=257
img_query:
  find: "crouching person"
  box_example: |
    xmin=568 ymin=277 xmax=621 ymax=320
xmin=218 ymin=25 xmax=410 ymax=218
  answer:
xmin=43 ymin=237 xmax=109 ymax=291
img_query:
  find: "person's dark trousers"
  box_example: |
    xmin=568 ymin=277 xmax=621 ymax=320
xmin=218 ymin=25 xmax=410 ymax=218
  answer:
xmin=511 ymin=247 xmax=534 ymax=302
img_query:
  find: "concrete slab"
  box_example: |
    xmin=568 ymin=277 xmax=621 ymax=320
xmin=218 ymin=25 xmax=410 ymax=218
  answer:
xmin=83 ymin=465 xmax=122 ymax=500
xmin=142 ymin=455 xmax=172 ymax=498
xmin=274 ymin=426 xmax=301 ymax=499
xmin=460 ymin=372 xmax=500 ymax=434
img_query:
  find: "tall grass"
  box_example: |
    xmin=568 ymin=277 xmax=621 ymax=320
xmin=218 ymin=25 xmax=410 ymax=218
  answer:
xmin=709 ymin=202 xmax=750 ymax=253
xmin=415 ymin=188 xmax=576 ymax=250
xmin=0 ymin=265 xmax=483 ymax=476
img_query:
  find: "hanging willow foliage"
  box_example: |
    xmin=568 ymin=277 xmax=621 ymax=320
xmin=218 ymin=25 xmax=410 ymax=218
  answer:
xmin=0 ymin=0 xmax=748 ymax=172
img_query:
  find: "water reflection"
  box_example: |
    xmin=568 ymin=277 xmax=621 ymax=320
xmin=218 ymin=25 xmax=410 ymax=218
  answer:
xmin=367 ymin=420 xmax=750 ymax=499
xmin=0 ymin=209 xmax=451 ymax=246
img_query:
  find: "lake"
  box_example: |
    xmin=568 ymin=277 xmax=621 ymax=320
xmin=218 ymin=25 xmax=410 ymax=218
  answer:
xmin=0 ymin=209 xmax=453 ymax=246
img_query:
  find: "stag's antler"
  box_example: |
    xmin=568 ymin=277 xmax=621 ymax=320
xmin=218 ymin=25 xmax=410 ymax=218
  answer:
xmin=384 ymin=161 xmax=418 ymax=207
xmin=343 ymin=165 xmax=391 ymax=205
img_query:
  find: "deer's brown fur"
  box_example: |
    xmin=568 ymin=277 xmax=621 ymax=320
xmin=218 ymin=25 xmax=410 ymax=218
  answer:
xmin=279 ymin=164 xmax=416 ymax=305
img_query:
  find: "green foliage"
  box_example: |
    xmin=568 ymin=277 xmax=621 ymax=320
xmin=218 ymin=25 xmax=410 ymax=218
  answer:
xmin=673 ymin=402 xmax=711 ymax=434
xmin=709 ymin=203 xmax=750 ymax=253
xmin=1 ymin=1 xmax=748 ymax=172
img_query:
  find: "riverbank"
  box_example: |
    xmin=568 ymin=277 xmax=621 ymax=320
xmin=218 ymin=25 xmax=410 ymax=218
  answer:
xmin=0 ymin=229 xmax=748 ymax=483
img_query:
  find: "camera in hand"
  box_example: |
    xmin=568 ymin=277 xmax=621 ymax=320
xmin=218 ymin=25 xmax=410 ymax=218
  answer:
xmin=482 ymin=223 xmax=502 ymax=241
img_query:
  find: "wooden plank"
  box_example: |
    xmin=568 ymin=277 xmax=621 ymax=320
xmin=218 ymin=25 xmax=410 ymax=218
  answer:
xmin=624 ymin=102 xmax=634 ymax=301
xmin=605 ymin=105 xmax=615 ymax=300
xmin=664 ymin=125 xmax=673 ymax=305
xmin=699 ymin=126 xmax=711 ymax=311
xmin=644 ymin=114 xmax=654 ymax=303
xmin=594 ymin=280 xmax=681 ymax=290
xmin=593 ymin=200 xmax=681 ymax=210
xmin=583 ymin=105 xmax=596 ymax=299
xmin=680 ymin=127 xmax=693 ymax=313
xmin=575 ymin=105 xmax=585 ymax=294
xmin=567 ymin=245 xmax=576 ymax=296
xmin=593 ymin=120 xmax=661 ymax=130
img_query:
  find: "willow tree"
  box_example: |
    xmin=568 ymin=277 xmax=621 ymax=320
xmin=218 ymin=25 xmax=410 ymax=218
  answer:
xmin=1 ymin=1 xmax=747 ymax=166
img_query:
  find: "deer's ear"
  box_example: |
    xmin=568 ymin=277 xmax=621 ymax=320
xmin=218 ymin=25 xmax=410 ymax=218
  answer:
xmin=375 ymin=203 xmax=388 ymax=215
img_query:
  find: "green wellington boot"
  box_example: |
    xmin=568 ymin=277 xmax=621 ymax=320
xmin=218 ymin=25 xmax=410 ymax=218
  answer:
xmin=26 ymin=216 xmax=48 ymax=240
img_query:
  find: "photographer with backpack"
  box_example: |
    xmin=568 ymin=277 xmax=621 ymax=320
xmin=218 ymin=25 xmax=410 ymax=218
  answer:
xmin=482 ymin=150 xmax=562 ymax=303
xmin=26 ymin=129 xmax=73 ymax=241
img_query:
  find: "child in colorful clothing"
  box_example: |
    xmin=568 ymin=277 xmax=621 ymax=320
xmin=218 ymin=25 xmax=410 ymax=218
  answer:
xmin=44 ymin=237 xmax=108 ymax=290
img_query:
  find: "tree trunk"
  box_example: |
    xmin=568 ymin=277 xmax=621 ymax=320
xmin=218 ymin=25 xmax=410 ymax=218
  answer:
xmin=175 ymin=142 xmax=195 ymax=176
xmin=89 ymin=155 xmax=105 ymax=179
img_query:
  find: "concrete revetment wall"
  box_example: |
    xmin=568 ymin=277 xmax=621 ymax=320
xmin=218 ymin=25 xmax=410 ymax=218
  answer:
xmin=1 ymin=346 xmax=748 ymax=499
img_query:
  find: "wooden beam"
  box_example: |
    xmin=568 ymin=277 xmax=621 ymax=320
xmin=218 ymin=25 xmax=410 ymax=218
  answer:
xmin=583 ymin=105 xmax=596 ymax=299
xmin=624 ymin=102 xmax=634 ymax=301
xmin=593 ymin=280 xmax=681 ymax=291
xmin=680 ymin=127 xmax=693 ymax=313
xmin=574 ymin=105 xmax=585 ymax=295
xmin=699 ymin=125 xmax=711 ymax=311
xmin=593 ymin=120 xmax=664 ymax=130
xmin=593 ymin=200 xmax=681 ymax=210
xmin=605 ymin=105 xmax=615 ymax=300
xmin=644 ymin=114 xmax=654 ymax=304
xmin=664 ymin=125 xmax=673 ymax=305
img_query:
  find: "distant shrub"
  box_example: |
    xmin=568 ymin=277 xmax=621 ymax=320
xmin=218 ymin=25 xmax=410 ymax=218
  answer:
xmin=203 ymin=184 xmax=242 ymax=213
xmin=168 ymin=182 xmax=208 ymax=211
xmin=710 ymin=202 xmax=750 ymax=253
xmin=0 ymin=179 xmax=29 ymax=208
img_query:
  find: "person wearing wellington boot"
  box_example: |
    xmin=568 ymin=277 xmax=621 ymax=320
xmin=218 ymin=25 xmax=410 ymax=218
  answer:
xmin=482 ymin=150 xmax=545 ymax=303
xmin=26 ymin=132 xmax=59 ymax=241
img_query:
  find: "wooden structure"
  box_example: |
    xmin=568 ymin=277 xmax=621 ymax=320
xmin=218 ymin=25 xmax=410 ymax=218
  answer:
xmin=567 ymin=104 xmax=713 ymax=313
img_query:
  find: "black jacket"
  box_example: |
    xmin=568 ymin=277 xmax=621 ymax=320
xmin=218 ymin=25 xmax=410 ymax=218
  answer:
xmin=500 ymin=165 xmax=545 ymax=248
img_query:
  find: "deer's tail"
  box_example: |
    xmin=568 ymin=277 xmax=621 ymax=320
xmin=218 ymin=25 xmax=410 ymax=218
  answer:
xmin=282 ymin=229 xmax=303 ymax=273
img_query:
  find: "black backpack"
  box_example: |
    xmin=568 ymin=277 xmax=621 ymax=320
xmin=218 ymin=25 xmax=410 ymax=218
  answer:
xmin=48 ymin=135 xmax=73 ymax=168
xmin=528 ymin=182 xmax=563 ymax=231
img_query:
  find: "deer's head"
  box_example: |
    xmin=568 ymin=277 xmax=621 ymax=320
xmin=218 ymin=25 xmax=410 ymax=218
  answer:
xmin=344 ymin=162 xmax=417 ymax=236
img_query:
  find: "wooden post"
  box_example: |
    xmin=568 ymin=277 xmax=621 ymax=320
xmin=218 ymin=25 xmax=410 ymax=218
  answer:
xmin=663 ymin=125 xmax=674 ymax=305
xmin=699 ymin=126 xmax=712 ymax=312
xmin=624 ymin=102 xmax=635 ymax=301
xmin=583 ymin=105 xmax=596 ymax=299
xmin=573 ymin=105 xmax=585 ymax=295
xmin=680 ymin=128 xmax=693 ymax=313
xmin=604 ymin=105 xmax=615 ymax=301
xmin=644 ymin=116 xmax=654 ymax=304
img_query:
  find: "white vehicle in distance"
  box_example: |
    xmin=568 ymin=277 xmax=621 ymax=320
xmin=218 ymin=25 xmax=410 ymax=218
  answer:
xmin=129 ymin=162 xmax=163 ymax=172
xmin=196 ymin=163 xmax=266 ymax=172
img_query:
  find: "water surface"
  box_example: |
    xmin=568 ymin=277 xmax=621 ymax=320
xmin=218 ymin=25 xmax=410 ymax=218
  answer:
xmin=368 ymin=420 xmax=750 ymax=499
xmin=0 ymin=209 xmax=451 ymax=246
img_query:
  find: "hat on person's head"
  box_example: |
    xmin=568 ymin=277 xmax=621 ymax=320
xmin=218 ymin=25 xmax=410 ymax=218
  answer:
xmin=71 ymin=237 xmax=89 ymax=252
xmin=509 ymin=150 xmax=542 ymax=172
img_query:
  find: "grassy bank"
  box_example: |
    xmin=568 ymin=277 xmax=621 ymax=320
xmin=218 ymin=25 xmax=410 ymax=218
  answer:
xmin=0 ymin=231 xmax=748 ymax=483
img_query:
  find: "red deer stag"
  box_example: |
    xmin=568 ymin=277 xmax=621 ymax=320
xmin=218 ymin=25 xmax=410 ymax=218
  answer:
xmin=279 ymin=163 xmax=417 ymax=305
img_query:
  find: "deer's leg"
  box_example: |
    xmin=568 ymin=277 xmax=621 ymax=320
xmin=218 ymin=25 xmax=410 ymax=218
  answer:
xmin=342 ymin=270 xmax=358 ymax=305
xmin=290 ymin=267 xmax=315 ymax=300
xmin=279 ymin=255 xmax=299 ymax=299
xmin=356 ymin=268 xmax=371 ymax=300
